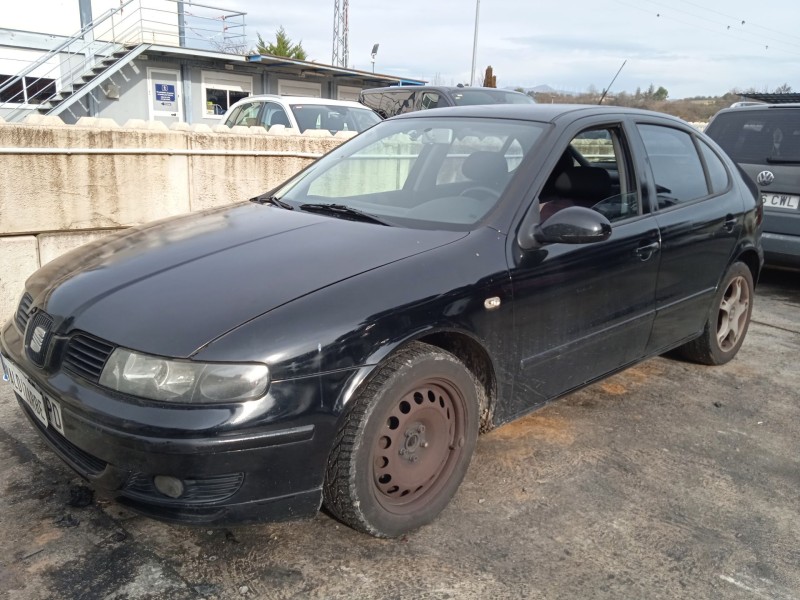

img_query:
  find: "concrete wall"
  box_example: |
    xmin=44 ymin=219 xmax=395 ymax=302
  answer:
xmin=0 ymin=114 xmax=350 ymax=322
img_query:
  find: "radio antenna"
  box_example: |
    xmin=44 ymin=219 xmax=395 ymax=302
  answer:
xmin=598 ymin=60 xmax=627 ymax=105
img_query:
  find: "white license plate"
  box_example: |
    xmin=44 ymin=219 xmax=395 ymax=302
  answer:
xmin=761 ymin=193 xmax=799 ymax=210
xmin=1 ymin=356 xmax=65 ymax=436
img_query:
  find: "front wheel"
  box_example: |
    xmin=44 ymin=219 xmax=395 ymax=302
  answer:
xmin=677 ymin=261 xmax=754 ymax=365
xmin=323 ymin=342 xmax=480 ymax=537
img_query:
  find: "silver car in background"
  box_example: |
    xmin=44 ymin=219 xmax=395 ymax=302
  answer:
xmin=705 ymin=104 xmax=800 ymax=269
xmin=222 ymin=95 xmax=381 ymax=135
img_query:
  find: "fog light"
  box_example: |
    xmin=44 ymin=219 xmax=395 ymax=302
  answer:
xmin=153 ymin=475 xmax=185 ymax=499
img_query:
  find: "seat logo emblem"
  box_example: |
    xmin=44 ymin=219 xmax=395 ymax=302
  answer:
xmin=30 ymin=326 xmax=47 ymax=353
xmin=756 ymin=170 xmax=774 ymax=186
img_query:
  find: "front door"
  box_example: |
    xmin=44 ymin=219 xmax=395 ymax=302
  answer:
xmin=503 ymin=120 xmax=660 ymax=422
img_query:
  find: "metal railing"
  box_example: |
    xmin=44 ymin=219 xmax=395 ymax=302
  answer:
xmin=0 ymin=0 xmax=247 ymax=122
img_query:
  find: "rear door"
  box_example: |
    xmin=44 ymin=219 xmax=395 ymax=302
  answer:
xmin=631 ymin=119 xmax=744 ymax=353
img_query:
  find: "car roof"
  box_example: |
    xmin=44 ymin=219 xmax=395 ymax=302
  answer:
xmin=231 ymin=95 xmax=370 ymax=109
xmin=388 ymin=103 xmax=689 ymax=125
xmin=362 ymin=85 xmax=529 ymax=94
xmin=713 ymin=103 xmax=800 ymax=117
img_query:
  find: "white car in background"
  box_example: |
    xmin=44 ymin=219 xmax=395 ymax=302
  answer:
xmin=222 ymin=95 xmax=381 ymax=134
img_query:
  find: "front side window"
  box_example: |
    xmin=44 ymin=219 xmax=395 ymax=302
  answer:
xmin=275 ymin=117 xmax=546 ymax=229
xmin=261 ymin=102 xmax=292 ymax=129
xmin=539 ymin=125 xmax=640 ymax=223
xmin=637 ymin=124 xmax=709 ymax=207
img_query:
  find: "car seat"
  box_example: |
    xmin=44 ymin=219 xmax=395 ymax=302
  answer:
xmin=539 ymin=166 xmax=612 ymax=220
xmin=461 ymin=151 xmax=509 ymax=189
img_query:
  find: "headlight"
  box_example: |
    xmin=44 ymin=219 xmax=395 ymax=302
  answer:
xmin=99 ymin=348 xmax=269 ymax=404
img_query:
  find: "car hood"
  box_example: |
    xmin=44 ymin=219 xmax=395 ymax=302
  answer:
xmin=32 ymin=203 xmax=466 ymax=357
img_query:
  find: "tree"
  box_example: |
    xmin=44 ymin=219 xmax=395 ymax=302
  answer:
xmin=774 ymin=83 xmax=793 ymax=93
xmin=256 ymin=27 xmax=308 ymax=60
xmin=653 ymin=86 xmax=669 ymax=101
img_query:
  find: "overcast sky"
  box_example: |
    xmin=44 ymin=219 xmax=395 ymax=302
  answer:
xmin=221 ymin=0 xmax=798 ymax=98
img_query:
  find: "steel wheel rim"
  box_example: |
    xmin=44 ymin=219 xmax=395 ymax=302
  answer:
xmin=371 ymin=378 xmax=467 ymax=514
xmin=716 ymin=275 xmax=750 ymax=351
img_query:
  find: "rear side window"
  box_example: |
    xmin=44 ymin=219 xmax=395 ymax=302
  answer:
xmin=637 ymin=124 xmax=709 ymax=207
xmin=420 ymin=92 xmax=441 ymax=110
xmin=360 ymin=91 xmax=415 ymax=118
xmin=705 ymin=110 xmax=800 ymax=163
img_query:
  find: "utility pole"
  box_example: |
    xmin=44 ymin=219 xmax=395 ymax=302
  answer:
xmin=332 ymin=0 xmax=350 ymax=68
xmin=470 ymin=0 xmax=480 ymax=86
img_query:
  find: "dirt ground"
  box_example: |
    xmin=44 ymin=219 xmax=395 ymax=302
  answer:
xmin=1 ymin=269 xmax=798 ymax=600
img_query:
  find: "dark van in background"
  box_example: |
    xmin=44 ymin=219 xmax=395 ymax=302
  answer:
xmin=705 ymin=103 xmax=800 ymax=269
xmin=359 ymin=85 xmax=534 ymax=119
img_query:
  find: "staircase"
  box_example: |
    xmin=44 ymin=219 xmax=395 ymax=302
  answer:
xmin=0 ymin=0 xmax=248 ymax=123
xmin=0 ymin=0 xmax=151 ymax=122
xmin=38 ymin=44 xmax=149 ymax=119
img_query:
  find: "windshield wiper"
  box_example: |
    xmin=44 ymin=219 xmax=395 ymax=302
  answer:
xmin=250 ymin=194 xmax=294 ymax=209
xmin=299 ymin=203 xmax=393 ymax=226
xmin=766 ymin=157 xmax=800 ymax=164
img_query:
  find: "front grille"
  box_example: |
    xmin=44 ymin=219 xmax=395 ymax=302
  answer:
xmin=63 ymin=334 xmax=115 ymax=382
xmin=24 ymin=311 xmax=54 ymax=367
xmin=122 ymin=472 xmax=245 ymax=505
xmin=14 ymin=293 xmax=33 ymax=333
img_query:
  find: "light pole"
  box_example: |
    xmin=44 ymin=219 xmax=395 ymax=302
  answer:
xmin=371 ymin=43 xmax=379 ymax=73
xmin=470 ymin=0 xmax=480 ymax=86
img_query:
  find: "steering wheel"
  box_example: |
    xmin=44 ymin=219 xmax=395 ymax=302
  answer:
xmin=459 ymin=186 xmax=501 ymax=201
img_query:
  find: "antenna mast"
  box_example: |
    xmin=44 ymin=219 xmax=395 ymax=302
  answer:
xmin=332 ymin=0 xmax=350 ymax=67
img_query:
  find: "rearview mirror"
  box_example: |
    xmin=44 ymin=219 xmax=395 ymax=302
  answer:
xmin=518 ymin=206 xmax=612 ymax=249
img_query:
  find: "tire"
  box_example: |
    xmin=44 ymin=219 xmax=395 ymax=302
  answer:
xmin=677 ymin=262 xmax=754 ymax=365
xmin=323 ymin=342 xmax=480 ymax=538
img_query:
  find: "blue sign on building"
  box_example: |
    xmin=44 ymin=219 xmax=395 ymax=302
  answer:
xmin=155 ymin=83 xmax=176 ymax=103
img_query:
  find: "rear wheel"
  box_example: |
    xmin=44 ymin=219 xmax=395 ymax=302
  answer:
xmin=678 ymin=262 xmax=754 ymax=365
xmin=323 ymin=342 xmax=480 ymax=537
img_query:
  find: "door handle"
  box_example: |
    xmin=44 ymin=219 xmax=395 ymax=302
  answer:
xmin=723 ymin=214 xmax=737 ymax=232
xmin=635 ymin=240 xmax=660 ymax=261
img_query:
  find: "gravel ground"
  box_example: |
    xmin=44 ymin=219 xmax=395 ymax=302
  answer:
xmin=0 ymin=269 xmax=798 ymax=600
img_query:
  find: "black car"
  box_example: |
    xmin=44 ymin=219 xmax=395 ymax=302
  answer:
xmin=360 ymin=85 xmax=534 ymax=118
xmin=704 ymin=103 xmax=800 ymax=269
xmin=1 ymin=104 xmax=762 ymax=538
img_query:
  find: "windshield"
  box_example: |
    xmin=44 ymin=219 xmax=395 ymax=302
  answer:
xmin=451 ymin=90 xmax=535 ymax=106
xmin=274 ymin=116 xmax=546 ymax=230
xmin=706 ymin=110 xmax=800 ymax=163
xmin=289 ymin=104 xmax=381 ymax=133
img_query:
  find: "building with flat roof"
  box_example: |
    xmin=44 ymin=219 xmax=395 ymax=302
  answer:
xmin=0 ymin=0 xmax=423 ymax=124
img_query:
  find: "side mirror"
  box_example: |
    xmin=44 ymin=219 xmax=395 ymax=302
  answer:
xmin=518 ymin=206 xmax=612 ymax=249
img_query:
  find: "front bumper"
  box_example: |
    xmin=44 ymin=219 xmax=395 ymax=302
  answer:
xmin=1 ymin=320 xmax=343 ymax=525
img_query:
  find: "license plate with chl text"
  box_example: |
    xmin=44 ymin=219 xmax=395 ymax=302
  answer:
xmin=762 ymin=193 xmax=800 ymax=210
xmin=1 ymin=356 xmax=65 ymax=436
